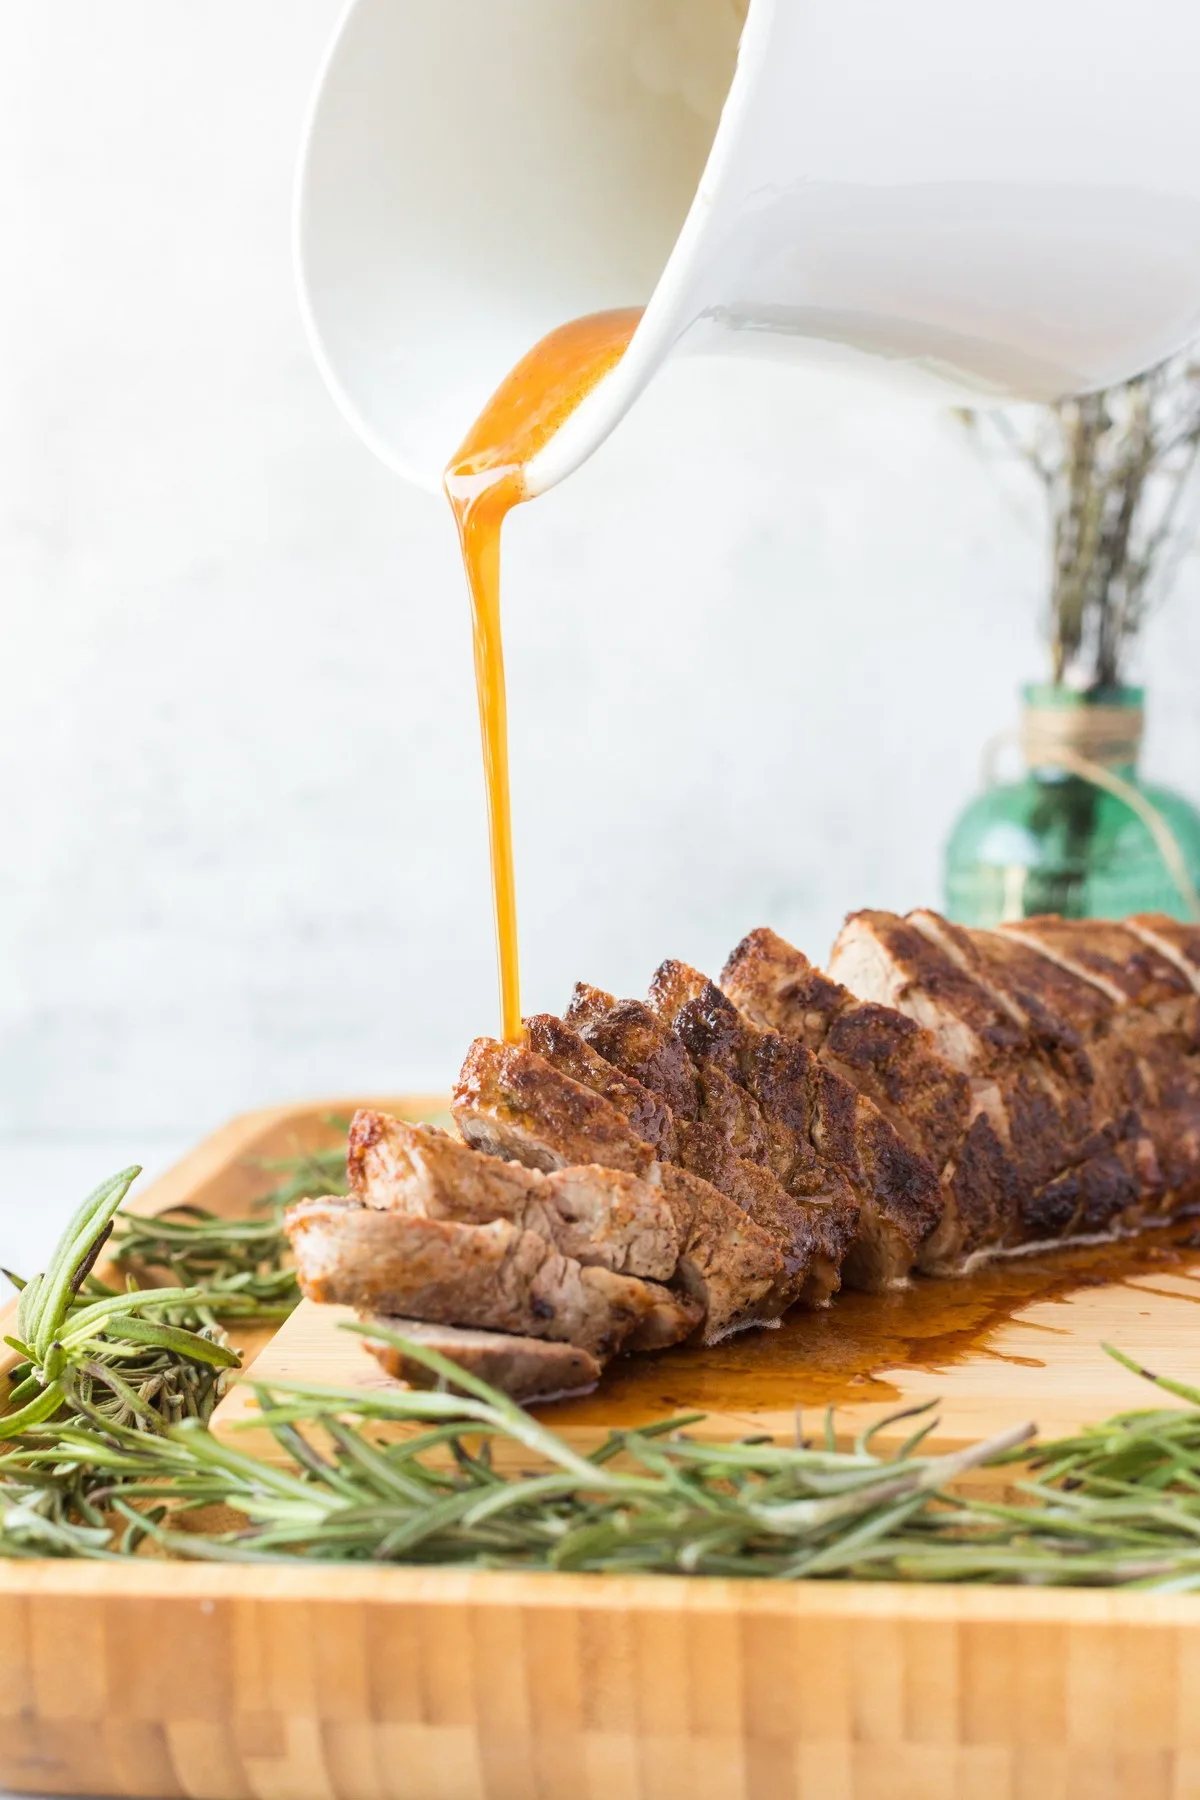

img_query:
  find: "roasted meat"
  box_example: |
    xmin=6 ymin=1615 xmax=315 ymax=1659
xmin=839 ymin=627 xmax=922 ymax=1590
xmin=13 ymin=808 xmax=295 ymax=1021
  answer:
xmin=347 ymin=1110 xmax=681 ymax=1279
xmin=359 ymin=1317 xmax=603 ymax=1402
xmin=284 ymin=910 xmax=1200 ymax=1404
xmin=828 ymin=907 xmax=1200 ymax=1263
xmin=287 ymin=1198 xmax=660 ymax=1359
xmin=451 ymin=1041 xmax=789 ymax=1339
xmin=527 ymin=1009 xmax=845 ymax=1303
xmin=721 ymin=925 xmax=971 ymax=1175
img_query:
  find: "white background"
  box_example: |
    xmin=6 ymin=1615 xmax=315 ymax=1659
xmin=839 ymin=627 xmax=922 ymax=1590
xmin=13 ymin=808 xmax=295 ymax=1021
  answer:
xmin=2 ymin=0 xmax=1199 ymax=1281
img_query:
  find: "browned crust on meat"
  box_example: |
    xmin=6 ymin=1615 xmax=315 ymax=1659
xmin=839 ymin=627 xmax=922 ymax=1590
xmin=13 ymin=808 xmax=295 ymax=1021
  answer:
xmin=1002 ymin=916 xmax=1193 ymax=1010
xmin=453 ymin=1039 xmax=655 ymax=1178
xmin=646 ymin=963 xmax=941 ymax=1288
xmin=359 ymin=1318 xmax=603 ymax=1402
xmin=568 ymin=991 xmax=701 ymax=1118
xmin=831 ymin=910 xmax=1029 ymax=1065
xmin=523 ymin=1014 xmax=679 ymax=1157
xmin=1128 ymin=915 xmax=1200 ymax=993
xmin=721 ymin=927 xmax=848 ymax=1050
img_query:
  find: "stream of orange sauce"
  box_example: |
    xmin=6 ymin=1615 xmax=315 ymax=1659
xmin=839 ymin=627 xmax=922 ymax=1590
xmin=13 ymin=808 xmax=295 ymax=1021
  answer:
xmin=445 ymin=308 xmax=643 ymax=1042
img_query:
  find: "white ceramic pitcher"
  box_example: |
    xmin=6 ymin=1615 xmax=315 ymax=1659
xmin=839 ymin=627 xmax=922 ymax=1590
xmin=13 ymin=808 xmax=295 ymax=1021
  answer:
xmin=295 ymin=0 xmax=1200 ymax=497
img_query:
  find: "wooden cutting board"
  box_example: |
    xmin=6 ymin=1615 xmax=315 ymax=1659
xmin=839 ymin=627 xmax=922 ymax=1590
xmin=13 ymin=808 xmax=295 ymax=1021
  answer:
xmin=7 ymin=1095 xmax=1200 ymax=1800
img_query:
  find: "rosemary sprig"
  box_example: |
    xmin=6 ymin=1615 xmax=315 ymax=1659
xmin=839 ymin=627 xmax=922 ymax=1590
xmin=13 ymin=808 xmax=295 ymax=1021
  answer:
xmin=14 ymin=1163 xmax=1200 ymax=1583
xmin=94 ymin=1129 xmax=348 ymax=1324
xmin=1 ymin=1167 xmax=239 ymax=1443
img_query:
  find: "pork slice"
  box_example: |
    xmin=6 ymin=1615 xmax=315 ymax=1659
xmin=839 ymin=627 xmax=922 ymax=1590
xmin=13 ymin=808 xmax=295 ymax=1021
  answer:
xmin=539 ymin=1166 xmax=681 ymax=1280
xmin=452 ymin=1030 xmax=798 ymax=1336
xmin=453 ymin=1039 xmax=655 ymax=1177
xmin=654 ymin=1164 xmax=789 ymax=1342
xmin=348 ymin=1108 xmax=540 ymax=1211
xmin=523 ymin=1014 xmax=680 ymax=1158
xmin=563 ymin=980 xmax=618 ymax=1031
xmin=566 ymin=989 xmax=701 ymax=1118
xmin=1128 ymin=915 xmax=1200 ymax=994
xmin=557 ymin=983 xmax=835 ymax=1300
xmin=1016 ymin=1148 xmax=1142 ymax=1245
xmin=908 ymin=911 xmax=1102 ymax=1192
xmin=650 ymin=961 xmax=941 ymax=1290
xmin=358 ymin=1317 xmax=603 ymax=1403
xmin=285 ymin=1198 xmax=654 ymax=1360
xmin=828 ymin=909 xmax=1058 ymax=1262
xmin=1001 ymin=917 xmax=1200 ymax=1205
xmin=721 ymin=926 xmax=850 ymax=1049
xmin=347 ymin=1110 xmax=679 ymax=1279
xmin=1003 ymin=916 xmax=1195 ymax=1015
xmin=830 ymin=909 xmax=1029 ymax=1070
xmin=672 ymin=1118 xmax=851 ymax=1306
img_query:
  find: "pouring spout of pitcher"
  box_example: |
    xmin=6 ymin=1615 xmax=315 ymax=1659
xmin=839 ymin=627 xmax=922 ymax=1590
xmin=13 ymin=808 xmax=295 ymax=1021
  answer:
xmin=297 ymin=0 xmax=1200 ymax=495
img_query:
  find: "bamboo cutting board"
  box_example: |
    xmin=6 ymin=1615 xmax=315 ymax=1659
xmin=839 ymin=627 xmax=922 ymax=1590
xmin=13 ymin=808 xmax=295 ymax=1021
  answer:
xmin=8 ymin=1095 xmax=1200 ymax=1800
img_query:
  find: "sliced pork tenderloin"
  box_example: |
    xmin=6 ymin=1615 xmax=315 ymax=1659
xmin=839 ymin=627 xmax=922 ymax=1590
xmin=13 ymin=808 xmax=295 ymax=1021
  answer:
xmin=911 ymin=911 xmax=1160 ymax=1224
xmin=828 ymin=909 xmax=1109 ymax=1261
xmin=454 ymin=1039 xmax=656 ymax=1177
xmin=563 ymin=982 xmax=858 ymax=1296
xmin=523 ymin=1014 xmax=680 ymax=1158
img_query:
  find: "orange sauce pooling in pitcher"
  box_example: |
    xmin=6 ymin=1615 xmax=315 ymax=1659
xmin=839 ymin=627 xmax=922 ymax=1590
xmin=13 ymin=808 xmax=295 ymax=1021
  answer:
xmin=445 ymin=308 xmax=643 ymax=1042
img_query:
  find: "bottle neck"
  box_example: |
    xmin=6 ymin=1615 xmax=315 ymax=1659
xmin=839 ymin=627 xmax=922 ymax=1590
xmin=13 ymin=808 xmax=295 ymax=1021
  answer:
xmin=1021 ymin=701 xmax=1143 ymax=778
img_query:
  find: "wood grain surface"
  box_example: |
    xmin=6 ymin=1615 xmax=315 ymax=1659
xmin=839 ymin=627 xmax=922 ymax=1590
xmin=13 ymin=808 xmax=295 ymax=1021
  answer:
xmin=7 ymin=1097 xmax=1200 ymax=1800
xmin=5 ymin=1559 xmax=1200 ymax=1800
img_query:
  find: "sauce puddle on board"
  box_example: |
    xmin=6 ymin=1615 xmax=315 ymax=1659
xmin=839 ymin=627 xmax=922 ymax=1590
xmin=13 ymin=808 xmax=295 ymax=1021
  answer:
xmin=445 ymin=308 xmax=643 ymax=1042
xmin=535 ymin=1219 xmax=1200 ymax=1427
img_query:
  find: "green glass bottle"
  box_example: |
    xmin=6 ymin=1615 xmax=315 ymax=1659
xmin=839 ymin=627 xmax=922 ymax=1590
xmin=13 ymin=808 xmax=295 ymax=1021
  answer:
xmin=944 ymin=684 xmax=1200 ymax=926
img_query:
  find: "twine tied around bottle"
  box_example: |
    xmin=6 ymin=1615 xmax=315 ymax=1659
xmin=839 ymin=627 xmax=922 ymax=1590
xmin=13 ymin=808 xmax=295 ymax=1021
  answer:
xmin=982 ymin=702 xmax=1200 ymax=922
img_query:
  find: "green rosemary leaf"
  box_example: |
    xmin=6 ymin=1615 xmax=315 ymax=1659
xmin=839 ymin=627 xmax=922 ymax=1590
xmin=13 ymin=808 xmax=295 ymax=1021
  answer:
xmin=31 ymin=1167 xmax=141 ymax=1361
xmin=89 ymin=1316 xmax=241 ymax=1369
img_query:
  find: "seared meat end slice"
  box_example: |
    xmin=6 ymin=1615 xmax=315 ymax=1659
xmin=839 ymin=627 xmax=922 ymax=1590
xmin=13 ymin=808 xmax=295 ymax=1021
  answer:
xmin=285 ymin=1198 xmax=654 ymax=1360
xmin=454 ymin=1039 xmax=655 ymax=1177
xmin=346 ymin=1110 xmax=680 ymax=1280
xmin=358 ymin=1318 xmax=603 ymax=1403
